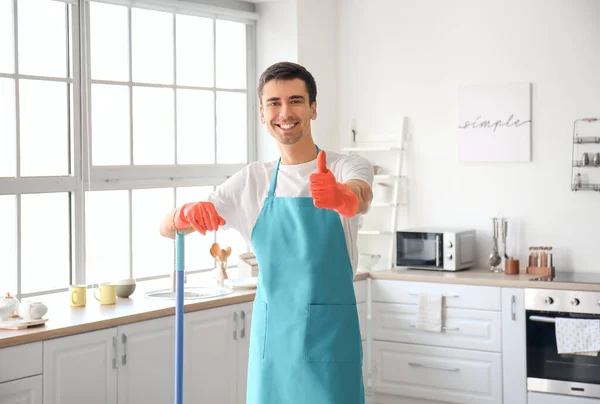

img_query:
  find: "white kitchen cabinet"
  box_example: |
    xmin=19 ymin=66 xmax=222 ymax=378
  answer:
xmin=0 ymin=375 xmax=42 ymax=404
xmin=501 ymin=288 xmax=527 ymax=404
xmin=0 ymin=343 xmax=42 ymax=384
xmin=185 ymin=302 xmax=252 ymax=404
xmin=373 ymin=392 xmax=451 ymax=404
xmin=117 ymin=316 xmax=175 ymax=404
xmin=43 ymin=328 xmax=118 ymax=404
xmin=236 ymin=302 xmax=252 ymax=404
xmin=372 ymin=340 xmax=502 ymax=403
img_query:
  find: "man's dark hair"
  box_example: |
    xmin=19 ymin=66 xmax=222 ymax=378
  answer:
xmin=257 ymin=62 xmax=317 ymax=105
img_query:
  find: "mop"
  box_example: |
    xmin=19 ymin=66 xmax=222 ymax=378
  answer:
xmin=174 ymin=230 xmax=185 ymax=404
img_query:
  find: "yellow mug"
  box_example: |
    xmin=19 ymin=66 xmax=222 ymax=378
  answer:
xmin=94 ymin=284 xmax=117 ymax=305
xmin=70 ymin=285 xmax=87 ymax=307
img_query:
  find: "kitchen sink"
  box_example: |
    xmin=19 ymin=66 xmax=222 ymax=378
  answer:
xmin=144 ymin=286 xmax=234 ymax=300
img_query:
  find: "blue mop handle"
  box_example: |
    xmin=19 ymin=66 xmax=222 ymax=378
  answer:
xmin=175 ymin=230 xmax=185 ymax=404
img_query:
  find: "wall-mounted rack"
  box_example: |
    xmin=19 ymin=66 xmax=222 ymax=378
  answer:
xmin=571 ymin=117 xmax=600 ymax=192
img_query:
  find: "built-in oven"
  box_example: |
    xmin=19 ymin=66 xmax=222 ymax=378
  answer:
xmin=525 ymin=288 xmax=600 ymax=399
xmin=395 ymin=227 xmax=475 ymax=271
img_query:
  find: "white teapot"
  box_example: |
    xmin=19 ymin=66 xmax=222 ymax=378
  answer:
xmin=0 ymin=292 xmax=20 ymax=321
xmin=17 ymin=301 xmax=48 ymax=321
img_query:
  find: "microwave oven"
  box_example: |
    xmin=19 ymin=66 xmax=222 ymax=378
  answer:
xmin=396 ymin=227 xmax=476 ymax=271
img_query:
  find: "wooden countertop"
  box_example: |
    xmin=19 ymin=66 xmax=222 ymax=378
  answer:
xmin=2 ymin=268 xmax=598 ymax=348
xmin=370 ymin=268 xmax=600 ymax=291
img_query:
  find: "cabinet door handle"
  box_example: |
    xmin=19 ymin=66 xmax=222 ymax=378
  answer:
xmin=408 ymin=362 xmax=460 ymax=372
xmin=409 ymin=323 xmax=459 ymax=332
xmin=511 ymin=295 xmax=516 ymax=321
xmin=240 ymin=310 xmax=246 ymax=339
xmin=233 ymin=312 xmax=238 ymax=340
xmin=112 ymin=336 xmax=118 ymax=369
xmin=122 ymin=333 xmax=128 ymax=366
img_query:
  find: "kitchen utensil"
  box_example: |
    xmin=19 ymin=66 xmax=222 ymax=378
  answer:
xmin=593 ymin=152 xmax=600 ymax=167
xmin=504 ymin=258 xmax=520 ymax=275
xmin=17 ymin=301 xmax=48 ymax=320
xmin=488 ymin=218 xmax=502 ymax=272
xmin=581 ymin=152 xmax=590 ymax=166
xmin=94 ymin=283 xmax=117 ymax=305
xmin=0 ymin=293 xmax=19 ymax=321
xmin=501 ymin=218 xmax=509 ymax=260
xmin=69 ymin=285 xmax=87 ymax=307
xmin=211 ymin=242 xmax=232 ymax=285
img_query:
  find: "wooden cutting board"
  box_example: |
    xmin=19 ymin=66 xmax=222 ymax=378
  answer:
xmin=224 ymin=277 xmax=257 ymax=290
xmin=0 ymin=317 xmax=48 ymax=330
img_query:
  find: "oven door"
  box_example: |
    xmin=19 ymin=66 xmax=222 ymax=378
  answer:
xmin=396 ymin=232 xmax=443 ymax=269
xmin=526 ymin=310 xmax=600 ymax=399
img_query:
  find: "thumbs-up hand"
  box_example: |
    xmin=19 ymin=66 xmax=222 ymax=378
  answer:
xmin=309 ymin=150 xmax=359 ymax=218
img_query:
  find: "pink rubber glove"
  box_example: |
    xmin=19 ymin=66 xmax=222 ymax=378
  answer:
xmin=173 ymin=202 xmax=226 ymax=235
xmin=309 ymin=150 xmax=359 ymax=218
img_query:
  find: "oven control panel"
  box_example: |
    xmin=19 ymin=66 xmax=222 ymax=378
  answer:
xmin=525 ymin=288 xmax=600 ymax=314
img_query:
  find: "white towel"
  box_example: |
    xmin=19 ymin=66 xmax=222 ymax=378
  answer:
xmin=555 ymin=318 xmax=600 ymax=356
xmin=416 ymin=293 xmax=442 ymax=333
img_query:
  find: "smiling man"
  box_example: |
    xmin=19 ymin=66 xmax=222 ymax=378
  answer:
xmin=160 ymin=61 xmax=373 ymax=404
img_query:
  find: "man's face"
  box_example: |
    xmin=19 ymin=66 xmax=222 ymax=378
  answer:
xmin=259 ymin=78 xmax=317 ymax=146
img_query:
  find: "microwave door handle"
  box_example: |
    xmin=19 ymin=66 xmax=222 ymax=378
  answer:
xmin=435 ymin=235 xmax=440 ymax=267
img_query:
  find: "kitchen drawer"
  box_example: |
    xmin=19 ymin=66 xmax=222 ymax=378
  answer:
xmin=0 ymin=342 xmax=42 ymax=383
xmin=354 ymin=280 xmax=368 ymax=304
xmin=358 ymin=302 xmax=367 ymax=341
xmin=372 ymin=302 xmax=502 ymax=352
xmin=372 ymin=280 xmax=501 ymax=311
xmin=372 ymin=341 xmax=502 ymax=404
xmin=528 ymin=392 xmax=599 ymax=404
xmin=0 ymin=374 xmax=42 ymax=404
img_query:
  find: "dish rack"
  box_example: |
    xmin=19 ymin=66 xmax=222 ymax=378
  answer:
xmin=341 ymin=117 xmax=409 ymax=270
xmin=571 ymin=117 xmax=600 ymax=192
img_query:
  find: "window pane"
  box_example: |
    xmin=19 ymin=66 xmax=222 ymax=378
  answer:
xmin=0 ymin=78 xmax=16 ymax=177
xmin=216 ymin=228 xmax=248 ymax=268
xmin=176 ymin=186 xmax=215 ymax=271
xmin=19 ymin=80 xmax=69 ymax=176
xmin=91 ymin=84 xmax=130 ymax=165
xmin=175 ymin=15 xmax=213 ymax=87
xmin=17 ymin=0 xmax=67 ymax=78
xmin=90 ymin=2 xmax=128 ymax=81
xmin=21 ymin=193 xmax=70 ymax=293
xmin=177 ymin=89 xmax=214 ymax=164
xmin=216 ymin=91 xmax=246 ymax=164
xmin=132 ymin=188 xmax=173 ymax=278
xmin=0 ymin=0 xmax=14 ymax=74
xmin=0 ymin=196 xmax=17 ymax=295
xmin=86 ymin=190 xmax=129 ymax=284
xmin=132 ymin=8 xmax=173 ymax=85
xmin=216 ymin=20 xmax=246 ymax=89
xmin=133 ymin=87 xmax=174 ymax=165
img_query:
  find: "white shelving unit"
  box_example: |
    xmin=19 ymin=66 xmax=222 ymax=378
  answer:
xmin=342 ymin=117 xmax=408 ymax=270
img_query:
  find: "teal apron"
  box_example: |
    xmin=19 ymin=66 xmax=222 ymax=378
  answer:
xmin=246 ymin=151 xmax=365 ymax=404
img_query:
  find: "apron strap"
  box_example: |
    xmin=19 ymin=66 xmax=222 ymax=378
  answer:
xmin=267 ymin=145 xmax=321 ymax=198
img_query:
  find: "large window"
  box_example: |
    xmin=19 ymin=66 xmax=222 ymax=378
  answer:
xmin=0 ymin=0 xmax=256 ymax=298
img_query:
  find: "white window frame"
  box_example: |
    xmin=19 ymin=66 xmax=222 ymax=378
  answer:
xmin=0 ymin=0 xmax=258 ymax=298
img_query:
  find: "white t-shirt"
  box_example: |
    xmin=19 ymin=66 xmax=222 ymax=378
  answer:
xmin=207 ymin=151 xmax=374 ymax=274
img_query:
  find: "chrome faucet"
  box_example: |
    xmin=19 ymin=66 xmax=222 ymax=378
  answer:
xmin=171 ymin=270 xmax=187 ymax=292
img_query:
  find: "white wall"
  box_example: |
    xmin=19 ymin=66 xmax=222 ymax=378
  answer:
xmin=255 ymin=0 xmax=299 ymax=161
xmin=337 ymin=0 xmax=600 ymax=271
xmin=255 ymin=0 xmax=338 ymax=160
